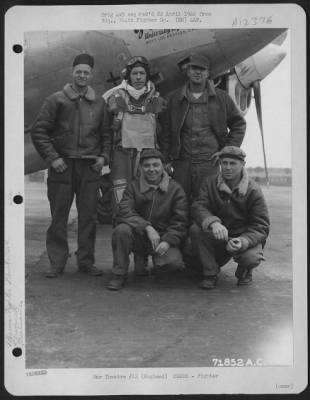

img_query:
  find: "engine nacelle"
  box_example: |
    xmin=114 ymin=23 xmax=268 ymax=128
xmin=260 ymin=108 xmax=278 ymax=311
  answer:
xmin=235 ymin=43 xmax=286 ymax=89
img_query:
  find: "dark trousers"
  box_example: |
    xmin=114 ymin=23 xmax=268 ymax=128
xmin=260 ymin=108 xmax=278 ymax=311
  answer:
xmin=111 ymin=147 xmax=145 ymax=222
xmin=173 ymin=159 xmax=219 ymax=202
xmin=112 ymin=223 xmax=184 ymax=275
xmin=189 ymin=223 xmax=264 ymax=277
xmin=46 ymin=159 xmax=101 ymax=268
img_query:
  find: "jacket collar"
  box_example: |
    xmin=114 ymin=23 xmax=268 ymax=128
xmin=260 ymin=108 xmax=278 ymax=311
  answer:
xmin=102 ymin=80 xmax=155 ymax=102
xmin=64 ymin=83 xmax=96 ymax=101
xmin=139 ymin=170 xmax=170 ymax=193
xmin=179 ymin=80 xmax=216 ymax=102
xmin=217 ymin=168 xmax=249 ymax=197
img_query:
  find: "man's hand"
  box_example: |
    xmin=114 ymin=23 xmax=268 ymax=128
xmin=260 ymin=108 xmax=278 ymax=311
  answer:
xmin=210 ymin=221 xmax=229 ymax=241
xmin=226 ymin=238 xmax=242 ymax=253
xmin=50 ymin=158 xmax=68 ymax=173
xmin=145 ymin=226 xmax=160 ymax=251
xmin=210 ymin=151 xmax=221 ymax=166
xmin=155 ymin=241 xmax=170 ymax=256
xmin=92 ymin=156 xmax=105 ymax=172
xmin=164 ymin=162 xmax=174 ymax=176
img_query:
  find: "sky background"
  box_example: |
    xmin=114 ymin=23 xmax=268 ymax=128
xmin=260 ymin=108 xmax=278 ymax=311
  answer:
xmin=242 ymin=32 xmax=291 ymax=168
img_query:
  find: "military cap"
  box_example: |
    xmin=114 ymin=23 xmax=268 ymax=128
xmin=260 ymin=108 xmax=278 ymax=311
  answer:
xmin=187 ymin=54 xmax=211 ymax=70
xmin=219 ymin=146 xmax=246 ymax=161
xmin=72 ymin=53 xmax=94 ymax=68
xmin=140 ymin=149 xmax=164 ymax=164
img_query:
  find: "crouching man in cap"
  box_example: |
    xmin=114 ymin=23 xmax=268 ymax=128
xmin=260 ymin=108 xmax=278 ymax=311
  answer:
xmin=31 ymin=53 xmax=112 ymax=277
xmin=108 ymin=149 xmax=188 ymax=290
xmin=189 ymin=146 xmax=270 ymax=289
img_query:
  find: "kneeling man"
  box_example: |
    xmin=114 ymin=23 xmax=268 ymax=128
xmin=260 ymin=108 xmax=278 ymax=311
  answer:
xmin=108 ymin=149 xmax=188 ymax=290
xmin=190 ymin=146 xmax=270 ymax=289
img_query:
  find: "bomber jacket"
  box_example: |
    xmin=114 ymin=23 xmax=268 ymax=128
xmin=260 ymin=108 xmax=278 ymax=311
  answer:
xmin=117 ymin=171 xmax=188 ymax=247
xmin=31 ymin=84 xmax=112 ymax=164
xmin=160 ymin=81 xmax=246 ymax=162
xmin=191 ymin=170 xmax=270 ymax=249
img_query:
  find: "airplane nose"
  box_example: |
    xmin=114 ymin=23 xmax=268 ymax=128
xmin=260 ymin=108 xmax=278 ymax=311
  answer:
xmin=235 ymin=43 xmax=287 ymax=88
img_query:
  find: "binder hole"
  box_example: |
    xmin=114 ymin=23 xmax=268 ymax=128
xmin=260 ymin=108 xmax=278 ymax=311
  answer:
xmin=12 ymin=347 xmax=22 ymax=357
xmin=13 ymin=195 xmax=23 ymax=204
xmin=13 ymin=44 xmax=23 ymax=54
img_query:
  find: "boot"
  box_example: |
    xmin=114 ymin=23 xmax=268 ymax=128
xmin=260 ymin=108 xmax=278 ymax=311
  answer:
xmin=199 ymin=275 xmax=217 ymax=290
xmin=108 ymin=274 xmax=127 ymax=290
xmin=237 ymin=269 xmax=253 ymax=286
xmin=78 ymin=265 xmax=103 ymax=276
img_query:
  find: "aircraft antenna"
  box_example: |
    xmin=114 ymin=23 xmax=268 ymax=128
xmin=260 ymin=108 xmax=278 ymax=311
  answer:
xmin=252 ymin=80 xmax=269 ymax=188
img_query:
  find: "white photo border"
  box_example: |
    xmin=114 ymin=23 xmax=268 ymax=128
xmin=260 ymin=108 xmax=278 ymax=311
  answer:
xmin=4 ymin=3 xmax=308 ymax=396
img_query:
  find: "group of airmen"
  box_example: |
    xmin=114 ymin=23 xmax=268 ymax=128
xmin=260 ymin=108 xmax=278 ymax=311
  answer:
xmin=31 ymin=52 xmax=270 ymax=291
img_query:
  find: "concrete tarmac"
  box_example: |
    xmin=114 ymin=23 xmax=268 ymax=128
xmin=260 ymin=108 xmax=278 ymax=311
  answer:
xmin=25 ymin=181 xmax=293 ymax=368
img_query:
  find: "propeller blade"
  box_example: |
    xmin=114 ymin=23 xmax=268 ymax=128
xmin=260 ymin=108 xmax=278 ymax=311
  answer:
xmin=252 ymin=81 xmax=269 ymax=187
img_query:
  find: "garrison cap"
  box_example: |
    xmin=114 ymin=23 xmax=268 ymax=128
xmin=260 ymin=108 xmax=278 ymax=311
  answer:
xmin=187 ymin=54 xmax=211 ymax=70
xmin=219 ymin=146 xmax=246 ymax=161
xmin=72 ymin=53 xmax=94 ymax=68
xmin=140 ymin=149 xmax=164 ymax=164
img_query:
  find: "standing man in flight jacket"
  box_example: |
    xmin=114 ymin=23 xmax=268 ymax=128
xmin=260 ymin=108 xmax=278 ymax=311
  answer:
xmin=160 ymin=54 xmax=246 ymax=204
xmin=31 ymin=53 xmax=112 ymax=277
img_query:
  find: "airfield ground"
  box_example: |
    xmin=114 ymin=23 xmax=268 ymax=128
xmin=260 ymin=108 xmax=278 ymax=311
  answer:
xmin=24 ymin=182 xmax=293 ymax=368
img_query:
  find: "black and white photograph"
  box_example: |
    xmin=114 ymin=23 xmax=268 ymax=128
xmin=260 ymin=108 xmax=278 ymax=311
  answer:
xmin=4 ymin=3 xmax=308 ymax=396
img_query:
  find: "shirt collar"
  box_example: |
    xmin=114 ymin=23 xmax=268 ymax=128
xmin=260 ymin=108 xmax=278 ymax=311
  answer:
xmin=139 ymin=170 xmax=170 ymax=193
xmin=180 ymin=80 xmax=216 ymax=101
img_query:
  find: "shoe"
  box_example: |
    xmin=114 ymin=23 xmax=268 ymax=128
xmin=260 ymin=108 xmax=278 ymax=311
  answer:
xmin=199 ymin=276 xmax=217 ymax=290
xmin=108 ymin=274 xmax=126 ymax=290
xmin=45 ymin=266 xmax=64 ymax=278
xmin=78 ymin=265 xmax=103 ymax=276
xmin=237 ymin=269 xmax=253 ymax=286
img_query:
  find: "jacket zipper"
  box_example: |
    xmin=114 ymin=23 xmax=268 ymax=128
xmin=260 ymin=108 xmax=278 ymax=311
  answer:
xmin=147 ymin=189 xmax=156 ymax=223
xmin=179 ymin=101 xmax=189 ymax=135
xmin=78 ymin=97 xmax=82 ymax=152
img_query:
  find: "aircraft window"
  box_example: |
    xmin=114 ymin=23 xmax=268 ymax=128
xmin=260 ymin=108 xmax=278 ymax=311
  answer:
xmin=13 ymin=44 xmax=23 ymax=54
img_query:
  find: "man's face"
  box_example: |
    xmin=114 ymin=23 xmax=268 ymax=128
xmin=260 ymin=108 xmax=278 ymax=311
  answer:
xmin=130 ymin=66 xmax=147 ymax=89
xmin=187 ymin=65 xmax=209 ymax=86
xmin=220 ymin=157 xmax=244 ymax=182
xmin=141 ymin=158 xmax=164 ymax=184
xmin=72 ymin=64 xmax=92 ymax=89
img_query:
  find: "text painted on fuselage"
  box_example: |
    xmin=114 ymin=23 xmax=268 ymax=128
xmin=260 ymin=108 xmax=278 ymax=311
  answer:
xmin=134 ymin=29 xmax=194 ymax=45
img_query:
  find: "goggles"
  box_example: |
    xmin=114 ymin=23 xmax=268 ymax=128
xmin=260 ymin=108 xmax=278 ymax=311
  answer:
xmin=126 ymin=56 xmax=149 ymax=67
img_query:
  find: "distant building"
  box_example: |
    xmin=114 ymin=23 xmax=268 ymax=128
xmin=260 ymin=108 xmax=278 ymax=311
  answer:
xmin=25 ymin=167 xmax=292 ymax=187
xmin=247 ymin=167 xmax=291 ymax=186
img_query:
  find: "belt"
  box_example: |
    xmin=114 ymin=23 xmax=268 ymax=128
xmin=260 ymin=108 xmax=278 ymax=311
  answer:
xmin=65 ymin=155 xmax=97 ymax=159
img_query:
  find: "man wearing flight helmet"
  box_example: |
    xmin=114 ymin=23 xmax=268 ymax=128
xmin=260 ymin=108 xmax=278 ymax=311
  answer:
xmin=103 ymin=56 xmax=165 ymax=275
